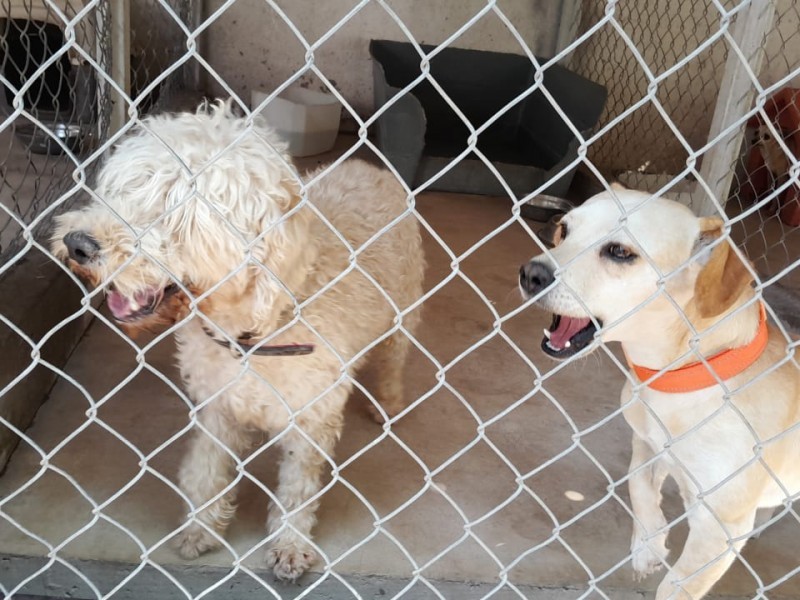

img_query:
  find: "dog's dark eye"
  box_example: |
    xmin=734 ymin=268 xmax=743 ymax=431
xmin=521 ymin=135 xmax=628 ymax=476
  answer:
xmin=603 ymin=243 xmax=637 ymax=262
xmin=552 ymin=221 xmax=568 ymax=246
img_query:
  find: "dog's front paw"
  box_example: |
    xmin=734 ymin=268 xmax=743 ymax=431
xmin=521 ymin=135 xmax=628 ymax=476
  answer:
xmin=174 ymin=523 xmax=222 ymax=560
xmin=266 ymin=540 xmax=317 ymax=581
xmin=631 ymin=533 xmax=668 ymax=579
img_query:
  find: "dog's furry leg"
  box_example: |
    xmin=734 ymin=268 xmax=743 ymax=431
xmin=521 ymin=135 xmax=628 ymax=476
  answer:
xmin=367 ymin=330 xmax=415 ymax=423
xmin=175 ymin=408 xmax=249 ymax=559
xmin=655 ymin=507 xmax=756 ymax=600
xmin=266 ymin=410 xmax=344 ymax=581
xmin=629 ymin=435 xmax=670 ymax=579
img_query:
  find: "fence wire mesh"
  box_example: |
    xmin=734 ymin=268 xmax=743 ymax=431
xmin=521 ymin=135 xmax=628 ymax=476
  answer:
xmin=725 ymin=0 xmax=800 ymax=290
xmin=128 ymin=0 xmax=198 ymax=113
xmin=572 ymin=0 xmax=731 ymax=179
xmin=0 ymin=0 xmax=195 ymax=264
xmin=0 ymin=0 xmax=109 ymax=261
xmin=0 ymin=1 xmax=799 ymax=599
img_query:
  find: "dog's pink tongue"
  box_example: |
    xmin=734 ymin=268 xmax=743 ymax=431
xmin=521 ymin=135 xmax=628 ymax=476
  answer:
xmin=107 ymin=291 xmax=133 ymax=320
xmin=550 ymin=316 xmax=591 ymax=349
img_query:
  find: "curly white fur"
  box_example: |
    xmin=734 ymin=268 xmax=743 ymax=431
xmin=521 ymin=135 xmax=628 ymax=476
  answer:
xmin=51 ymin=101 xmax=425 ymax=580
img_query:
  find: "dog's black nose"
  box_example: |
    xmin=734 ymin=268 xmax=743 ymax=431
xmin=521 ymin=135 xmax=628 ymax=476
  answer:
xmin=63 ymin=231 xmax=100 ymax=265
xmin=519 ymin=261 xmax=554 ymax=295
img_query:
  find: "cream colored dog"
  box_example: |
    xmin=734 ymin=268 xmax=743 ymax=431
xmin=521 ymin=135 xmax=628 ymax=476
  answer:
xmin=51 ymin=101 xmax=424 ymax=580
xmin=520 ymin=186 xmax=799 ymax=599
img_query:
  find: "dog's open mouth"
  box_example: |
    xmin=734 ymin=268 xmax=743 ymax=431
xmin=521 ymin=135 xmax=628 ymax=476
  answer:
xmin=106 ymin=284 xmax=179 ymax=323
xmin=541 ymin=314 xmax=600 ymax=359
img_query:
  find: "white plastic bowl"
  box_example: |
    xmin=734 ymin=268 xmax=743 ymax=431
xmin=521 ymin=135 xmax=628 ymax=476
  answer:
xmin=252 ymin=86 xmax=342 ymax=157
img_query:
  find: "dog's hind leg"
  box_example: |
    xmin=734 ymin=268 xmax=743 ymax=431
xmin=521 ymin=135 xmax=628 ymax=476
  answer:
xmin=629 ymin=434 xmax=670 ymax=579
xmin=655 ymin=506 xmax=756 ymax=600
xmin=175 ymin=407 xmax=249 ymax=559
xmin=266 ymin=405 xmax=345 ymax=581
xmin=366 ymin=327 xmax=416 ymax=424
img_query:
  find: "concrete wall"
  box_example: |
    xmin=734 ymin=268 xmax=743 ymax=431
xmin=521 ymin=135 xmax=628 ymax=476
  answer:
xmin=201 ymin=0 xmax=563 ymax=117
xmin=0 ymin=256 xmax=93 ymax=473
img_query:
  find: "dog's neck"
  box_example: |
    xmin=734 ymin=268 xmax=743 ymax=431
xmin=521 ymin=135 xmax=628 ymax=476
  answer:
xmin=189 ymin=209 xmax=319 ymax=340
xmin=620 ymin=292 xmax=761 ymax=371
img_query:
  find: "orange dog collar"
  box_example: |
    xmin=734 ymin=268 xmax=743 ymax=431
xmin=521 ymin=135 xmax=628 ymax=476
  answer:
xmin=628 ymin=303 xmax=769 ymax=393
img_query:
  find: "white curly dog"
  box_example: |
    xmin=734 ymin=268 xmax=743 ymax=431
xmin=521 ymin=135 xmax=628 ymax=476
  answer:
xmin=51 ymin=101 xmax=425 ymax=580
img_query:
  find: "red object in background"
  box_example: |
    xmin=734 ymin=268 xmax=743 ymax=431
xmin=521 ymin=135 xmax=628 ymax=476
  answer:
xmin=744 ymin=87 xmax=800 ymax=227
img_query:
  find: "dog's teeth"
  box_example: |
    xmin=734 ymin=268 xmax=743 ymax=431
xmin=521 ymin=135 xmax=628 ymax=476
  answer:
xmin=543 ymin=328 xmax=551 ymax=340
xmin=564 ymin=341 xmax=571 ymax=349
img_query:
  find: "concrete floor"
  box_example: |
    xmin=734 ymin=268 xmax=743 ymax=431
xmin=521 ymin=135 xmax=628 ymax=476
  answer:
xmin=2 ymin=142 xmax=800 ymax=598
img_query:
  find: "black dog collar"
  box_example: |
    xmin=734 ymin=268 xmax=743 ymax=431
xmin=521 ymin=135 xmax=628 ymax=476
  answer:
xmin=202 ymin=326 xmax=315 ymax=357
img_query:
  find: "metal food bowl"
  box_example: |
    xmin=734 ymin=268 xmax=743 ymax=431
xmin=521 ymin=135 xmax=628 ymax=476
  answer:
xmin=520 ymin=194 xmax=574 ymax=222
xmin=15 ymin=121 xmax=84 ymax=155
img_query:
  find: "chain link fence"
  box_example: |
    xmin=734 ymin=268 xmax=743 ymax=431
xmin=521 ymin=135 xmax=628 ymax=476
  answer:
xmin=0 ymin=0 xmax=196 ymax=264
xmin=573 ymin=0 xmax=800 ymax=288
xmin=0 ymin=1 xmax=799 ymax=599
xmin=572 ymin=0 xmax=730 ymax=180
xmin=128 ymin=0 xmax=198 ymax=114
xmin=725 ymin=0 xmax=800 ymax=290
xmin=0 ymin=0 xmax=108 ymax=262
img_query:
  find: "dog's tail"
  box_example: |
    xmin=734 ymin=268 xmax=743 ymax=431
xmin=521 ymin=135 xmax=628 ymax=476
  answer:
xmin=760 ymin=275 xmax=800 ymax=335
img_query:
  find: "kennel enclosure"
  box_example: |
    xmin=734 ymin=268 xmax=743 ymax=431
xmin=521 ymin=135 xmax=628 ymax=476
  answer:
xmin=1 ymin=1 xmax=800 ymax=599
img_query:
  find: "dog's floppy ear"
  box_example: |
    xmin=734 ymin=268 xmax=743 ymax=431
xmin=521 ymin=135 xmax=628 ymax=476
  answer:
xmin=693 ymin=217 xmax=753 ymax=318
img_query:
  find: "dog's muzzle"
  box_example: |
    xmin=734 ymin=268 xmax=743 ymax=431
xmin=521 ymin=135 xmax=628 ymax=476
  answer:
xmin=519 ymin=260 xmax=600 ymax=360
xmin=63 ymin=231 xmax=100 ymax=265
